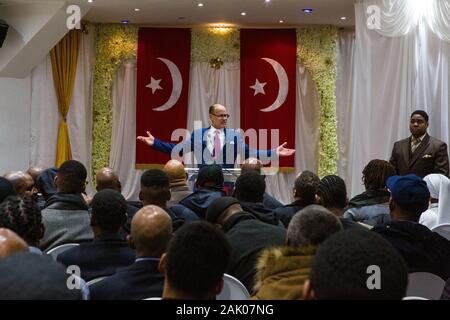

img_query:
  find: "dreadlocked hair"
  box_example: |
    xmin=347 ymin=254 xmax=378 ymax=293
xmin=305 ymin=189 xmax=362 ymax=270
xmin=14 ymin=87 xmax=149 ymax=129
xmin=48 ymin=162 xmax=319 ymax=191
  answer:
xmin=317 ymin=175 xmax=347 ymax=209
xmin=362 ymin=160 xmax=396 ymax=191
xmin=0 ymin=196 xmax=42 ymax=246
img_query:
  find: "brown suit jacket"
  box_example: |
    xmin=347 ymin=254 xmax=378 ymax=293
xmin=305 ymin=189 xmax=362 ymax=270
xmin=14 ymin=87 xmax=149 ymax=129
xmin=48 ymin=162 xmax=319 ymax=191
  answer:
xmin=389 ymin=134 xmax=449 ymax=178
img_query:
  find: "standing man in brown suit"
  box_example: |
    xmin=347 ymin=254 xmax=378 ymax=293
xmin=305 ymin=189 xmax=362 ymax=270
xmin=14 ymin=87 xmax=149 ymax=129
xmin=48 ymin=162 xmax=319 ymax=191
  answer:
xmin=389 ymin=110 xmax=449 ymax=178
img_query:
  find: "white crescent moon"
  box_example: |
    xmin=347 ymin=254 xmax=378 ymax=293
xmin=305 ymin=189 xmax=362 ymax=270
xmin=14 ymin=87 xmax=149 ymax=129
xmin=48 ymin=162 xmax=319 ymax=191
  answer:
xmin=152 ymin=57 xmax=183 ymax=112
xmin=259 ymin=58 xmax=289 ymax=113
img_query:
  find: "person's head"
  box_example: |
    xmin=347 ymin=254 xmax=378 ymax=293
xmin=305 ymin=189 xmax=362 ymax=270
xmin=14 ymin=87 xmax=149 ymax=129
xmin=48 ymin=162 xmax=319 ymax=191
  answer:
xmin=410 ymin=110 xmax=429 ymax=138
xmin=234 ymin=171 xmax=265 ymax=203
xmin=0 ymin=228 xmax=28 ymax=258
xmin=27 ymin=167 xmax=44 ymax=184
xmin=206 ymin=196 xmax=242 ymax=226
xmin=0 ymin=196 xmax=44 ymax=247
xmin=95 ymin=167 xmax=121 ymax=192
xmin=163 ymin=160 xmax=188 ymax=188
xmin=362 ymin=160 xmax=396 ymax=191
xmin=240 ymin=158 xmax=263 ymax=175
xmin=90 ymin=190 xmax=127 ymax=236
xmin=304 ymin=229 xmax=408 ymax=300
xmin=140 ymin=169 xmax=171 ymax=207
xmin=128 ymin=205 xmax=172 ymax=258
xmin=317 ymin=175 xmax=348 ymax=215
xmin=294 ymin=171 xmax=320 ymax=204
xmin=160 ymin=221 xmax=230 ymax=299
xmin=35 ymin=168 xmax=58 ymax=200
xmin=208 ymin=104 xmax=229 ymax=130
xmin=386 ymin=174 xmax=430 ymax=222
xmin=195 ymin=164 xmax=224 ymax=190
xmin=55 ymin=160 xmax=87 ymax=194
xmin=286 ymin=205 xmax=342 ymax=248
xmin=0 ymin=177 xmax=17 ymax=203
xmin=3 ymin=171 xmax=36 ymax=199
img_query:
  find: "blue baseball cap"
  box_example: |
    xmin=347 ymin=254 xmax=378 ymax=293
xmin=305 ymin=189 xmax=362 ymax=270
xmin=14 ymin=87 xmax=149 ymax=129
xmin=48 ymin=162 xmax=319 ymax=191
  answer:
xmin=386 ymin=174 xmax=430 ymax=213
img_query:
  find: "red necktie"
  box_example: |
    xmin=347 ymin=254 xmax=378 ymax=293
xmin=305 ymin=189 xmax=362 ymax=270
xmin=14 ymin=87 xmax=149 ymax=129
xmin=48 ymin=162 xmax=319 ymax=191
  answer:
xmin=213 ymin=130 xmax=221 ymax=159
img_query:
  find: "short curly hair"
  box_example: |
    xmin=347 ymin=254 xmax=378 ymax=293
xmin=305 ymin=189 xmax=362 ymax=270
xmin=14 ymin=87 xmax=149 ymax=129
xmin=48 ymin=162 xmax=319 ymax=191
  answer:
xmin=0 ymin=196 xmax=42 ymax=246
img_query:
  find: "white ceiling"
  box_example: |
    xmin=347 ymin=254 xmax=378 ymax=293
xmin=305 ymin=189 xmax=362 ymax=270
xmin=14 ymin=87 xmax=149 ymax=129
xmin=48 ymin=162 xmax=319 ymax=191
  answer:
xmin=2 ymin=0 xmax=355 ymax=27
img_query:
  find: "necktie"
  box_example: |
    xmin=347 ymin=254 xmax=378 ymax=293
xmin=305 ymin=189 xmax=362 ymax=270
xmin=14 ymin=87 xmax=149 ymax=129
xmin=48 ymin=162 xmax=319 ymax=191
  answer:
xmin=213 ymin=130 xmax=221 ymax=159
xmin=411 ymin=137 xmax=421 ymax=153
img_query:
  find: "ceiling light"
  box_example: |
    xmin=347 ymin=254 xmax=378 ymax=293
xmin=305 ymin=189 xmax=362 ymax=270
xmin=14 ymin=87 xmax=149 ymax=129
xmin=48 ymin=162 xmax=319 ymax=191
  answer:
xmin=279 ymin=20 xmax=284 ymax=23
xmin=121 ymin=20 xmax=129 ymax=24
xmin=302 ymin=8 xmax=313 ymax=13
xmin=265 ymin=0 xmax=271 ymax=2
xmin=88 ymin=0 xmax=93 ymax=3
xmin=340 ymin=16 xmax=347 ymax=20
xmin=241 ymin=12 xmax=247 ymax=16
xmin=134 ymin=8 xmax=140 ymax=12
xmin=198 ymin=3 xmax=204 ymax=7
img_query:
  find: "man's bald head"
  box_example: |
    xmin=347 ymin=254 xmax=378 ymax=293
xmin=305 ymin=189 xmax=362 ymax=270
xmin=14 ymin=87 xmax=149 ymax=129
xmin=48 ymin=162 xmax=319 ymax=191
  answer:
xmin=96 ymin=167 xmax=121 ymax=192
xmin=4 ymin=171 xmax=35 ymax=198
xmin=0 ymin=228 xmax=28 ymax=258
xmin=27 ymin=167 xmax=45 ymax=183
xmin=163 ymin=160 xmax=187 ymax=188
xmin=241 ymin=158 xmax=263 ymax=174
xmin=129 ymin=205 xmax=172 ymax=258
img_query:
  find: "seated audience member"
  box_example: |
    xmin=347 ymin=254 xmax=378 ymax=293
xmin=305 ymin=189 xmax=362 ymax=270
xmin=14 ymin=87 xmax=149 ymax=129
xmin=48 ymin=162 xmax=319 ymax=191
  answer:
xmin=35 ymin=167 xmax=58 ymax=209
xmin=90 ymin=205 xmax=171 ymax=300
xmin=344 ymin=160 xmax=395 ymax=226
xmin=274 ymin=171 xmax=320 ymax=227
xmin=3 ymin=171 xmax=37 ymax=200
xmin=0 ymin=177 xmax=16 ymax=203
xmin=27 ymin=167 xmax=44 ymax=185
xmin=234 ymin=171 xmax=281 ymax=226
xmin=0 ymin=251 xmax=82 ymax=299
xmin=40 ymin=160 xmax=93 ymax=251
xmin=304 ymin=229 xmax=408 ymax=300
xmin=240 ymin=158 xmax=283 ymax=210
xmin=180 ymin=164 xmax=225 ymax=218
xmin=95 ymin=167 xmax=139 ymax=235
xmin=140 ymin=169 xmax=198 ymax=231
xmin=206 ymin=197 xmax=285 ymax=292
xmin=57 ymin=189 xmax=135 ymax=281
xmin=27 ymin=167 xmax=46 ymax=208
xmin=373 ymin=174 xmax=450 ymax=280
xmin=159 ymin=221 xmax=230 ymax=300
xmin=0 ymin=228 xmax=28 ymax=258
xmin=419 ymin=174 xmax=450 ymax=229
xmin=163 ymin=160 xmax=192 ymax=207
xmin=317 ymin=175 xmax=369 ymax=230
xmin=252 ymin=205 xmax=342 ymax=300
xmin=0 ymin=196 xmax=45 ymax=254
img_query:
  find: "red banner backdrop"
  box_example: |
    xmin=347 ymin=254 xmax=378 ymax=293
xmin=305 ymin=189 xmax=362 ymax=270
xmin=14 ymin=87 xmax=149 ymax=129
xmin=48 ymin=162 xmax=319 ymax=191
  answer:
xmin=240 ymin=29 xmax=296 ymax=170
xmin=136 ymin=28 xmax=191 ymax=168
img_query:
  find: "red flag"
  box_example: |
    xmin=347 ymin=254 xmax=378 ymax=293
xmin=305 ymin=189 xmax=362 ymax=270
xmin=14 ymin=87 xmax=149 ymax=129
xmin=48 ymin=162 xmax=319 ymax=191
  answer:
xmin=240 ymin=29 xmax=296 ymax=170
xmin=136 ymin=28 xmax=191 ymax=168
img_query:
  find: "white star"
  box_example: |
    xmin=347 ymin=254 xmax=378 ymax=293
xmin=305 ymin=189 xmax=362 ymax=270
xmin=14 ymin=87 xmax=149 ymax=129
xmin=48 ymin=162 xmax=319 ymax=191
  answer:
xmin=250 ymin=79 xmax=267 ymax=96
xmin=146 ymin=77 xmax=162 ymax=94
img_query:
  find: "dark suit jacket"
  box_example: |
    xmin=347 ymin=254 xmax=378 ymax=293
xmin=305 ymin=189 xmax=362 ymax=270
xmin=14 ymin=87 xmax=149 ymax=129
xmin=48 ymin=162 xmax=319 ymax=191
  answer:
xmin=57 ymin=234 xmax=136 ymax=281
xmin=389 ymin=134 xmax=449 ymax=178
xmin=153 ymin=127 xmax=275 ymax=169
xmin=89 ymin=259 xmax=164 ymax=300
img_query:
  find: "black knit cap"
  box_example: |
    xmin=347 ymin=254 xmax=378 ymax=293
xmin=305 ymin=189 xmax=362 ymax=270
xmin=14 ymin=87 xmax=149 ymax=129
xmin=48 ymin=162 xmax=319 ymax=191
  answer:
xmin=0 ymin=177 xmax=16 ymax=203
xmin=205 ymin=196 xmax=239 ymax=223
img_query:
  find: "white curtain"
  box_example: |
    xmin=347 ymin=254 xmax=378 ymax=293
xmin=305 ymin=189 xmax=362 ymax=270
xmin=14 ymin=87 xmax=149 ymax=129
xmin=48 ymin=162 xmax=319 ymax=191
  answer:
xmin=30 ymin=27 xmax=96 ymax=194
xmin=112 ymin=61 xmax=321 ymax=203
xmin=347 ymin=0 xmax=450 ymax=196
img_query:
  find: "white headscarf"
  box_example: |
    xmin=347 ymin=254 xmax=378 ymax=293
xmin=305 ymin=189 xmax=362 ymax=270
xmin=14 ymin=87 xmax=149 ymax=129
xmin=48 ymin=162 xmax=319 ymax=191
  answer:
xmin=423 ymin=174 xmax=450 ymax=226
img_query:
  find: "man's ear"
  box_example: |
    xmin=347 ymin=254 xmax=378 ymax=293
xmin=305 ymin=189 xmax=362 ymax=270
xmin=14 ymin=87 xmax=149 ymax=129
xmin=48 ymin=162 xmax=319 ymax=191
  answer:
xmin=127 ymin=234 xmax=135 ymax=250
xmin=212 ymin=276 xmax=224 ymax=295
xmin=158 ymin=253 xmax=167 ymax=273
xmin=314 ymin=194 xmax=321 ymax=204
xmin=165 ymin=189 xmax=171 ymax=201
xmin=302 ymin=279 xmax=315 ymax=300
xmin=139 ymin=190 xmax=143 ymax=201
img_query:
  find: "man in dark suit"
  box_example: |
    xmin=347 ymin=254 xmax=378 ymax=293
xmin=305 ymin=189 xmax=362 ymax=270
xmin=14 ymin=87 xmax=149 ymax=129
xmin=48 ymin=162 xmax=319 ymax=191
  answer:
xmin=390 ymin=110 xmax=449 ymax=178
xmin=90 ymin=205 xmax=171 ymax=300
xmin=137 ymin=104 xmax=295 ymax=168
xmin=57 ymin=189 xmax=135 ymax=281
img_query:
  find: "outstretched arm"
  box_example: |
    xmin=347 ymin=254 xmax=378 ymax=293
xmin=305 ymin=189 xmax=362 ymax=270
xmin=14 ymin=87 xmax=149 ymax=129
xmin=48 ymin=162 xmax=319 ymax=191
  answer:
xmin=137 ymin=130 xmax=193 ymax=155
xmin=276 ymin=142 xmax=296 ymax=157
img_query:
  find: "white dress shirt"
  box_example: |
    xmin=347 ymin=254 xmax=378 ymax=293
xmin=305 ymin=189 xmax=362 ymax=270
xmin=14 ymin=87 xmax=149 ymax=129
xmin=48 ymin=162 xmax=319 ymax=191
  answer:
xmin=206 ymin=126 xmax=225 ymax=154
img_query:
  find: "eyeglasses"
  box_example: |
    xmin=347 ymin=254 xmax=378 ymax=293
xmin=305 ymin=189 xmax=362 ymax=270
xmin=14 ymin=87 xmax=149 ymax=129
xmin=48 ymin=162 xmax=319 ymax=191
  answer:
xmin=210 ymin=113 xmax=230 ymax=119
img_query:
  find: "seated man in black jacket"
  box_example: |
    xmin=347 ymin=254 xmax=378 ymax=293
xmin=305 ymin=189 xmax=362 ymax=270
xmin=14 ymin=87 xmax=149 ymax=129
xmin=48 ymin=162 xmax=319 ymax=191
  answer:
xmin=90 ymin=205 xmax=171 ymax=300
xmin=373 ymin=174 xmax=450 ymax=281
xmin=57 ymin=189 xmax=135 ymax=281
